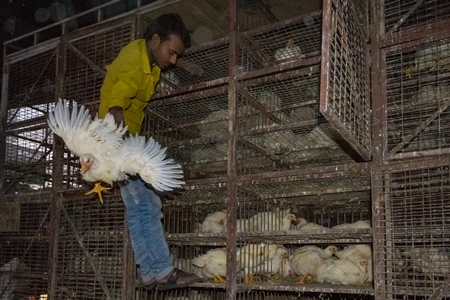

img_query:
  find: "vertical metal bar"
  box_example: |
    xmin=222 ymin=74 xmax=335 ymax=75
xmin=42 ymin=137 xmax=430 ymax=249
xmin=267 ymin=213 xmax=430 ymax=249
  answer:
xmin=122 ymin=223 xmax=134 ymax=299
xmin=319 ymin=0 xmax=332 ymax=115
xmin=0 ymin=61 xmax=9 ymax=192
xmin=371 ymin=0 xmax=386 ymax=165
xmin=371 ymin=169 xmax=383 ymax=299
xmin=226 ymin=0 xmax=239 ymax=298
xmin=48 ymin=37 xmax=66 ymax=299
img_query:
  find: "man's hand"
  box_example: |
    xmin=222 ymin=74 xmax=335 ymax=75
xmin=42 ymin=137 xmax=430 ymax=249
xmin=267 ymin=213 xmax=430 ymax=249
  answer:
xmin=108 ymin=106 xmax=129 ymax=137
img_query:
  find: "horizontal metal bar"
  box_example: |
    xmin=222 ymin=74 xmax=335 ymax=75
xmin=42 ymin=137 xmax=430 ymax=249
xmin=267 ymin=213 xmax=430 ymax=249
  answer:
xmin=4 ymin=0 xmax=121 ymax=46
xmin=373 ymin=155 xmax=450 ymax=173
xmin=240 ymin=162 xmax=371 ymax=182
xmin=382 ymin=18 xmax=450 ymax=49
xmin=237 ymin=55 xmax=321 ymax=81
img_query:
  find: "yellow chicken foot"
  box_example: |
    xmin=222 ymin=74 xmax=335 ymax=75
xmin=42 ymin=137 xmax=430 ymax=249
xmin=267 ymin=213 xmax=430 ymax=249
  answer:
xmin=213 ymin=274 xmax=225 ymax=283
xmin=405 ymin=66 xmax=414 ymax=79
xmin=298 ymin=274 xmax=308 ymax=284
xmin=428 ymin=275 xmax=436 ymax=286
xmin=244 ymin=272 xmax=255 ymax=284
xmin=85 ymin=182 xmax=111 ymax=204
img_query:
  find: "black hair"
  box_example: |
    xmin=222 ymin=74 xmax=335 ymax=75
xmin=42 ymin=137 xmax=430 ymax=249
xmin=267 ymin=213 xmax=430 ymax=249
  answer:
xmin=144 ymin=13 xmax=191 ymax=48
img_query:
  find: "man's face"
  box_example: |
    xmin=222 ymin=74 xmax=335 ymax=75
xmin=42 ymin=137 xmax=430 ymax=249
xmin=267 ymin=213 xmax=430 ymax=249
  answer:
xmin=148 ymin=34 xmax=185 ymax=69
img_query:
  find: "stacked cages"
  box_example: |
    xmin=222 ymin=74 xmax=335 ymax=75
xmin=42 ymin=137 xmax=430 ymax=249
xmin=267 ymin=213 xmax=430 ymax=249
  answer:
xmin=53 ymin=17 xmax=136 ymax=299
xmin=0 ymin=17 xmax=136 ymax=299
xmin=0 ymin=193 xmax=52 ymax=299
xmin=372 ymin=158 xmax=450 ymax=298
xmin=145 ymin=0 xmax=374 ymax=299
xmin=1 ymin=43 xmax=58 ymax=299
xmin=373 ymin=0 xmax=450 ymax=299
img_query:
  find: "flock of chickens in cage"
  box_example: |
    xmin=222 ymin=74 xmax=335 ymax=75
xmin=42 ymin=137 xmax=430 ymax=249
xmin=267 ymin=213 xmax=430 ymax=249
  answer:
xmin=391 ymin=246 xmax=450 ymax=286
xmin=169 ymin=208 xmax=374 ymax=286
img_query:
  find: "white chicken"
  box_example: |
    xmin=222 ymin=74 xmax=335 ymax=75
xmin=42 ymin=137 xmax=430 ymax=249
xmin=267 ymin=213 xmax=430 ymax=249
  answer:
xmin=297 ymin=222 xmax=329 ymax=231
xmin=335 ymin=244 xmax=373 ymax=283
xmin=279 ymin=256 xmax=296 ymax=279
xmin=191 ymin=247 xmax=228 ymax=283
xmin=200 ymin=210 xmax=227 ymax=233
xmin=252 ymin=246 xmax=289 ymax=280
xmin=292 ymin=217 xmax=308 ymax=229
xmin=331 ymin=220 xmax=371 ymax=230
xmin=405 ymin=41 xmax=450 ymax=78
xmin=47 ymin=99 xmax=185 ymax=204
xmin=236 ymin=218 xmax=250 ymax=233
xmin=237 ymin=243 xmax=279 ymax=284
xmin=0 ymin=258 xmax=25 ymax=300
xmin=275 ymin=39 xmax=302 ymax=61
xmin=316 ymin=256 xmax=369 ymax=285
xmin=403 ymin=247 xmax=450 ymax=281
xmin=248 ymin=212 xmax=297 ymax=231
xmin=289 ymin=245 xmax=338 ymax=284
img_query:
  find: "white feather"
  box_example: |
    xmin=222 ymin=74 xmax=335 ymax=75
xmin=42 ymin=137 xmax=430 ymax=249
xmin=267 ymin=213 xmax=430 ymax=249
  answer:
xmin=47 ymin=99 xmax=185 ymax=191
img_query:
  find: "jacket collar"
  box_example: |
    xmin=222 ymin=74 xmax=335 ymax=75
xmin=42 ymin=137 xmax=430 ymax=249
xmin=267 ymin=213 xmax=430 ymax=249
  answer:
xmin=141 ymin=39 xmax=161 ymax=77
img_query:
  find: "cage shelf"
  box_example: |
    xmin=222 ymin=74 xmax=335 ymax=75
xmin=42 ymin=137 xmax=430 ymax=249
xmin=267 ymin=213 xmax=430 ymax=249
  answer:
xmin=189 ymin=281 xmax=375 ymax=295
xmin=166 ymin=233 xmax=226 ymax=246
xmin=165 ymin=228 xmax=372 ymax=246
xmin=236 ymin=282 xmax=374 ymax=295
xmin=241 ymin=229 xmax=372 ymax=245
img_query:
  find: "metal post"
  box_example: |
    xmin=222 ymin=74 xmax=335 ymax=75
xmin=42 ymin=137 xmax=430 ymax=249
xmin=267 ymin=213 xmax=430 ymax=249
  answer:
xmin=225 ymin=0 xmax=239 ymax=298
xmin=0 ymin=61 xmax=9 ymax=193
xmin=48 ymin=37 xmax=66 ymax=299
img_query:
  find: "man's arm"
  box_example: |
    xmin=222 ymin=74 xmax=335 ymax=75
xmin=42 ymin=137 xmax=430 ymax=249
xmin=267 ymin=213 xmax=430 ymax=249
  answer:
xmin=108 ymin=106 xmax=129 ymax=137
xmin=108 ymin=106 xmax=125 ymax=125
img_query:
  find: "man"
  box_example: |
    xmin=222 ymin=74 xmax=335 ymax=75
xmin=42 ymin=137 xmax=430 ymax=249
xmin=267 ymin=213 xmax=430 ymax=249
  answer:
xmin=98 ymin=13 xmax=201 ymax=291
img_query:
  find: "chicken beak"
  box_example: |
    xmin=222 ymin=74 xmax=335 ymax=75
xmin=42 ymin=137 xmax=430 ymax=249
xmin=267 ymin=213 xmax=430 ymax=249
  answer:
xmin=80 ymin=162 xmax=90 ymax=173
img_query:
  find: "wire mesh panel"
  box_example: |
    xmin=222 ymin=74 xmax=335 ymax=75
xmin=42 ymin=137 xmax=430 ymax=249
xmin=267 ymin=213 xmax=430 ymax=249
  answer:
xmin=65 ymin=17 xmax=135 ymax=105
xmin=384 ymin=0 xmax=450 ymax=35
xmin=163 ymin=183 xmax=228 ymax=237
xmin=237 ymin=66 xmax=357 ymax=175
xmin=0 ymin=196 xmax=52 ymax=299
xmin=4 ymin=49 xmax=57 ymax=195
xmin=55 ymin=194 xmax=126 ymax=299
xmin=238 ymin=167 xmax=372 ymax=245
xmin=320 ymin=0 xmax=371 ymax=161
xmin=373 ymin=158 xmax=450 ymax=298
xmin=232 ymin=166 xmax=373 ymax=293
xmin=242 ymin=10 xmax=322 ymax=67
xmin=235 ymin=291 xmax=374 ymax=300
xmin=386 ymin=38 xmax=450 ymax=159
xmin=144 ymin=287 xmax=226 ymax=300
xmin=153 ymin=38 xmax=261 ymax=95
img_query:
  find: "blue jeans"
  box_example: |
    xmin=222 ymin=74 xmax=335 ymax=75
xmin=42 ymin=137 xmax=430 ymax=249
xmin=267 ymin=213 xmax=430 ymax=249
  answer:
xmin=120 ymin=178 xmax=173 ymax=282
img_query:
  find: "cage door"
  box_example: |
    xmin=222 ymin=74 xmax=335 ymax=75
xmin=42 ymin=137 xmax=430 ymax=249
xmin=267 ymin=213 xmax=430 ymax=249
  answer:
xmin=320 ymin=0 xmax=371 ymax=161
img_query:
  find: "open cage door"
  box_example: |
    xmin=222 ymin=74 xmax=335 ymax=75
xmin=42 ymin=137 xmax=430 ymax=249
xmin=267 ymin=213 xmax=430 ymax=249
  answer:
xmin=320 ymin=0 xmax=371 ymax=161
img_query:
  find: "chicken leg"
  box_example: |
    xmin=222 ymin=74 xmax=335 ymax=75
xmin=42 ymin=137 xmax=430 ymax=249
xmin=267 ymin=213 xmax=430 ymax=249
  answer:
xmin=244 ymin=271 xmax=255 ymax=284
xmin=405 ymin=66 xmax=415 ymax=79
xmin=213 ymin=274 xmax=225 ymax=283
xmin=85 ymin=182 xmax=111 ymax=204
xmin=298 ymin=274 xmax=314 ymax=284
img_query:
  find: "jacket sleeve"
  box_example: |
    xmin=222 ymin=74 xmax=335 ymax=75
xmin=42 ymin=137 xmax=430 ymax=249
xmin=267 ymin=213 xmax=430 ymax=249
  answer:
xmin=106 ymin=61 xmax=142 ymax=110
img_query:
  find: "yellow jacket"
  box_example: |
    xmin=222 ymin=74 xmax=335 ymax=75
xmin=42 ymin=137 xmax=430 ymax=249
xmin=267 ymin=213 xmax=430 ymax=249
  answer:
xmin=98 ymin=39 xmax=161 ymax=134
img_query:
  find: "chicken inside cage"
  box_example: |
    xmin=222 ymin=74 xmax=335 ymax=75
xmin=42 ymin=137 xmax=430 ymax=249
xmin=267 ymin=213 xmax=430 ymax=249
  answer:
xmin=169 ymin=242 xmax=374 ymax=287
xmin=390 ymin=245 xmax=450 ymax=287
xmin=405 ymin=41 xmax=450 ymax=79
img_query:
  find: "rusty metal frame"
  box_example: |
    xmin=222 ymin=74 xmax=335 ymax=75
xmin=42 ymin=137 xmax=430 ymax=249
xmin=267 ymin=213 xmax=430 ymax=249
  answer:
xmin=225 ymin=0 xmax=238 ymax=298
xmin=0 ymin=61 xmax=9 ymax=192
xmin=372 ymin=155 xmax=450 ymax=299
xmin=320 ymin=0 xmax=372 ymax=161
